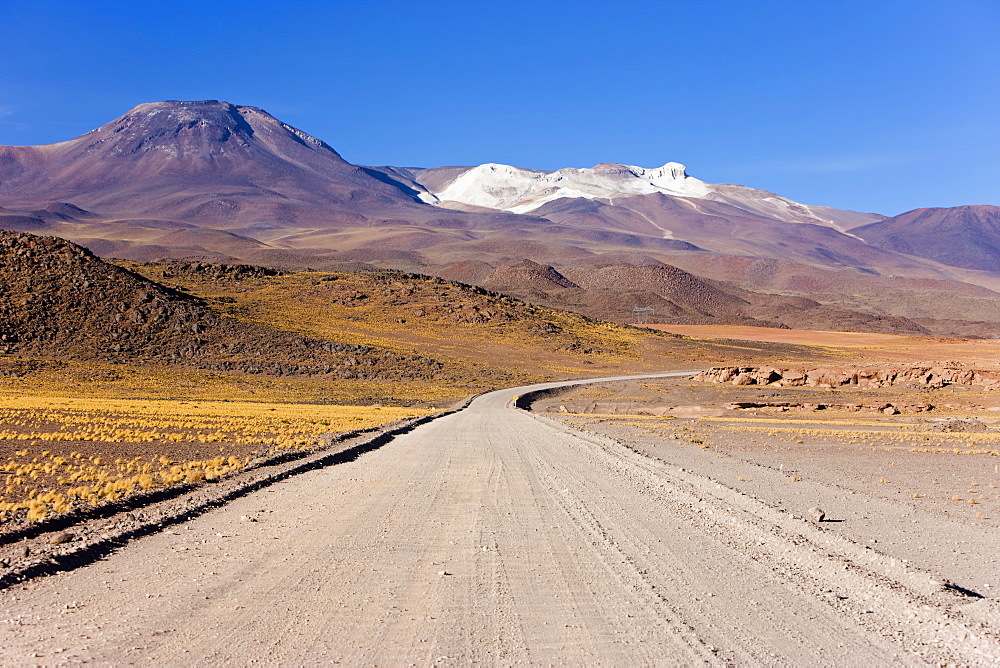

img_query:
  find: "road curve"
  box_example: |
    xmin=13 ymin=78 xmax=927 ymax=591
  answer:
xmin=1 ymin=373 xmax=998 ymax=665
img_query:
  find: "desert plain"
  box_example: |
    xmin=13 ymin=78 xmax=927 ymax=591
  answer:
xmin=2 ymin=312 xmax=1000 ymax=663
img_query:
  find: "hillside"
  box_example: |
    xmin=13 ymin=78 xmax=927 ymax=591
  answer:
xmin=854 ymin=205 xmax=1000 ymax=272
xmin=125 ymin=260 xmax=704 ymax=379
xmin=437 ymin=258 xmax=937 ymax=335
xmin=0 ymin=231 xmax=442 ymax=381
xmin=3 ymin=230 xmax=834 ymax=405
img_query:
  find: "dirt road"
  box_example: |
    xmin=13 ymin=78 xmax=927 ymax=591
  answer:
xmin=2 ymin=373 xmax=998 ymax=664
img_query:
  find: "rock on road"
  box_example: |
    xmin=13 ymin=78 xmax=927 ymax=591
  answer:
xmin=1 ymin=373 xmax=999 ymax=665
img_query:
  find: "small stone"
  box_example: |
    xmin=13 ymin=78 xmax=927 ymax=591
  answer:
xmin=49 ymin=532 xmax=74 ymax=545
xmin=808 ymin=507 xmax=826 ymax=522
xmin=438 ymin=570 xmax=452 ymax=576
xmin=19 ymin=545 xmax=30 ymax=558
xmin=240 ymin=515 xmax=257 ymax=522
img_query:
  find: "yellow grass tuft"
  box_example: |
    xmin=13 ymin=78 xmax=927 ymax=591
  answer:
xmin=0 ymin=397 xmax=431 ymax=524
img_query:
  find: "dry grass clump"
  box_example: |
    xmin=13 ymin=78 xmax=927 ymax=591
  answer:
xmin=0 ymin=358 xmax=470 ymax=407
xmin=0 ymin=397 xmax=430 ymax=523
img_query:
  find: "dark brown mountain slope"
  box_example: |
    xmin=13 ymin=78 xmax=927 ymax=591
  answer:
xmin=566 ymin=264 xmax=751 ymax=318
xmin=439 ymin=259 xmax=750 ymax=323
xmin=853 ymin=205 xmax=1000 ymax=272
xmin=0 ymin=231 xmax=442 ymax=379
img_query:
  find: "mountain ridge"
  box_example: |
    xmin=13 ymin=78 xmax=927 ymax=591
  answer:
xmin=854 ymin=205 xmax=1000 ymax=272
xmin=1 ymin=99 xmax=999 ymax=338
xmin=387 ymin=161 xmax=884 ymax=231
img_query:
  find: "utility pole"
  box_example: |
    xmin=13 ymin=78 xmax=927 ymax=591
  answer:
xmin=632 ymin=306 xmax=653 ymax=325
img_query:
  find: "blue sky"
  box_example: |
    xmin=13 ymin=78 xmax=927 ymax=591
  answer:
xmin=1 ymin=0 xmax=997 ymax=215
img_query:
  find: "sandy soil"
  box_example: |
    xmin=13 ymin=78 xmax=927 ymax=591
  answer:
xmin=643 ymin=324 xmax=1000 ymax=367
xmin=1 ymin=374 xmax=998 ymax=664
xmin=535 ymin=378 xmax=1000 ymax=595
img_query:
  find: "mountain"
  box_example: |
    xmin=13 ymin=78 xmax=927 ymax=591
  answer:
xmin=385 ymin=161 xmax=883 ymax=231
xmin=2 ymin=100 xmax=1000 ymax=338
xmin=0 ymin=100 xmax=545 ymax=263
xmin=435 ymin=258 xmax=936 ymax=335
xmin=853 ymin=205 xmax=1000 ymax=272
xmin=0 ymin=100 xmax=925 ymax=278
xmin=370 ymin=161 xmax=948 ymax=277
xmin=0 ymin=99 xmax=426 ymax=226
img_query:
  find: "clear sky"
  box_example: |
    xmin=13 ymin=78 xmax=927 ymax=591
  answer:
xmin=2 ymin=0 xmax=997 ymax=215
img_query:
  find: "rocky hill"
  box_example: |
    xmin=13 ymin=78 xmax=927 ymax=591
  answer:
xmin=0 ymin=100 xmax=424 ymax=223
xmin=434 ymin=258 xmax=934 ymax=335
xmin=694 ymin=365 xmax=1000 ymax=391
xmin=0 ymin=231 xmax=442 ymax=380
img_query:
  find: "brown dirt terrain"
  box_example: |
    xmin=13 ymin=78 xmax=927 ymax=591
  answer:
xmin=5 ymin=231 xmax=805 ymax=408
xmin=437 ymin=258 xmax=957 ymax=335
xmin=125 ymin=258 xmax=840 ymax=387
xmin=530 ymin=376 xmax=1000 ymax=599
xmin=3 ymin=234 xmax=848 ymax=536
xmin=646 ymin=324 xmax=1000 ymax=366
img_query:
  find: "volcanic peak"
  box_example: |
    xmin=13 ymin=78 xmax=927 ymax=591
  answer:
xmin=78 ymin=99 xmax=342 ymax=161
xmin=0 ymin=99 xmax=430 ymax=222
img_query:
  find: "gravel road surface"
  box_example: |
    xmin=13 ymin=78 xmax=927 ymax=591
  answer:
xmin=1 ymin=373 xmax=998 ymax=664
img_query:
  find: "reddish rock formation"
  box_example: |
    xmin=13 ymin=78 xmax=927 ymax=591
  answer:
xmin=694 ymin=366 xmax=1000 ymax=391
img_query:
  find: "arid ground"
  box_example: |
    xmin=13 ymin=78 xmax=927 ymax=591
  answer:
xmin=4 ymin=269 xmax=1000 ymax=663
xmin=531 ymin=375 xmax=1000 ymax=595
xmin=0 ymin=371 xmax=999 ymax=664
xmin=3 ymin=88 xmax=1000 ymax=664
xmin=644 ymin=324 xmax=1000 ymax=367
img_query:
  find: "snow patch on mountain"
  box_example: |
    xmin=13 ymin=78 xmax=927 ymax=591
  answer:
xmin=422 ymin=161 xmax=881 ymax=230
xmin=433 ymin=162 xmax=711 ymax=214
